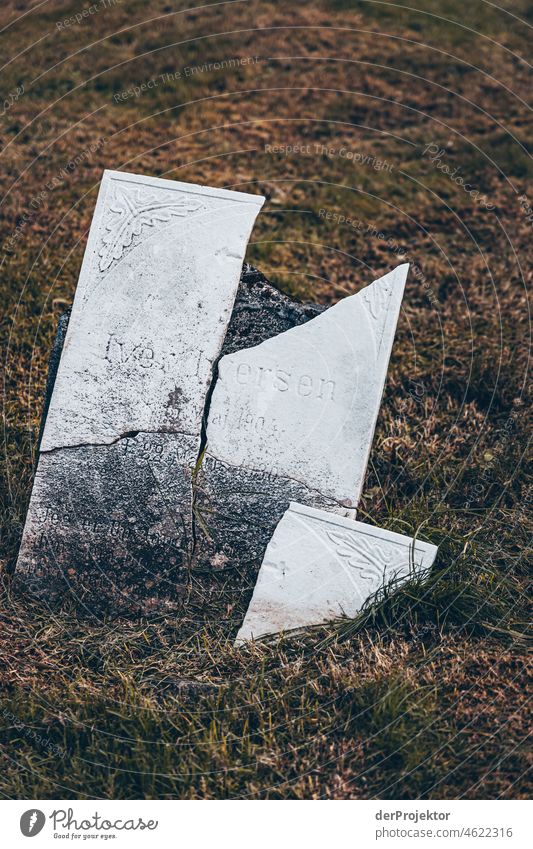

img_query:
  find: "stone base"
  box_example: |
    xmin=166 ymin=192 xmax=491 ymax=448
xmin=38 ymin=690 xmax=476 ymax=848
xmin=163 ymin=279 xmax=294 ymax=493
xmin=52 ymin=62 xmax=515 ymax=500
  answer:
xmin=17 ymin=266 xmax=327 ymax=612
xmin=220 ymin=264 xmax=325 ymax=356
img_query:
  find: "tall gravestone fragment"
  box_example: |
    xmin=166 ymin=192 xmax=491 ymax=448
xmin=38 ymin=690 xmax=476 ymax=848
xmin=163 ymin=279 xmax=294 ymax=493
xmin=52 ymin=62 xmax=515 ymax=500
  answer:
xmin=235 ymin=503 xmax=438 ymax=643
xmin=195 ymin=264 xmax=409 ymax=570
xmin=16 ymin=171 xmax=264 ymax=611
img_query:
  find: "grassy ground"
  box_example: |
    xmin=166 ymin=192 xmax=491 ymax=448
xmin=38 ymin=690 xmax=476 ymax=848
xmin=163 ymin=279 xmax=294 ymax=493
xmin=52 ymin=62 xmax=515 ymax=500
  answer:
xmin=0 ymin=0 xmax=531 ymax=799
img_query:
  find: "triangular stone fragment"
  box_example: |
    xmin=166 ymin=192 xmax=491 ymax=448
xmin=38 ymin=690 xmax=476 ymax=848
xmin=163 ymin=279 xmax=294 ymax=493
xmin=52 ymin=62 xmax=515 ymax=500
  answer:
xmin=235 ymin=502 xmax=438 ymax=643
xmin=195 ymin=264 xmax=408 ymax=570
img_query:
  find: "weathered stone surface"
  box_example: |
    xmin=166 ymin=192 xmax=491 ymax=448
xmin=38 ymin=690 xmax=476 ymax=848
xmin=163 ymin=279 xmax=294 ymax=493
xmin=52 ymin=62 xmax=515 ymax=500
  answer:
xmin=195 ymin=264 xmax=409 ymax=572
xmin=17 ymin=171 xmax=264 ymax=609
xmin=235 ymin=502 xmax=439 ymax=643
xmin=194 ymin=454 xmax=339 ymax=571
xmin=207 ymin=264 xmax=408 ymax=504
xmin=38 ymin=267 xmax=323 ymax=451
xmin=18 ymin=434 xmax=195 ymax=612
xmin=25 ymin=266 xmax=324 ymax=605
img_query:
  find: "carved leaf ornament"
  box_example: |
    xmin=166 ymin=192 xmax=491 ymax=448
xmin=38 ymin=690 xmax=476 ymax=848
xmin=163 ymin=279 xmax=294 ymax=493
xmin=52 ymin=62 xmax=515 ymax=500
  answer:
xmin=326 ymin=528 xmax=407 ymax=584
xmin=363 ymin=280 xmax=391 ymax=319
xmin=99 ymin=187 xmax=202 ymax=272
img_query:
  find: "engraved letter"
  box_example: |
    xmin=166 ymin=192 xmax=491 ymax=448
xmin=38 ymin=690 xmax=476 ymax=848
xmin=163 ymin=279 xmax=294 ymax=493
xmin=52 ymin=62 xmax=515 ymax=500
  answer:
xmin=297 ymin=375 xmax=313 ymax=397
xmin=257 ymin=366 xmax=273 ymax=388
xmin=236 ymin=363 xmax=252 ymax=384
xmin=318 ymin=378 xmax=335 ymax=401
xmin=274 ymin=369 xmax=290 ymax=391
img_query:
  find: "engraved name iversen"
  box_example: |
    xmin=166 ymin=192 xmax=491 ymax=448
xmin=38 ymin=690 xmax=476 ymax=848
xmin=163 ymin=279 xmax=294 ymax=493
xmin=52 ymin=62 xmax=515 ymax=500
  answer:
xmin=227 ymin=361 xmax=337 ymax=401
xmin=105 ymin=334 xmax=207 ymax=377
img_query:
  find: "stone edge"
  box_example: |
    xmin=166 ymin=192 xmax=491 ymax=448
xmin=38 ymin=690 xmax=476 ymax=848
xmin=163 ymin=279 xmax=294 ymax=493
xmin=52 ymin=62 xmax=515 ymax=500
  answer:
xmin=288 ymin=501 xmax=439 ymax=568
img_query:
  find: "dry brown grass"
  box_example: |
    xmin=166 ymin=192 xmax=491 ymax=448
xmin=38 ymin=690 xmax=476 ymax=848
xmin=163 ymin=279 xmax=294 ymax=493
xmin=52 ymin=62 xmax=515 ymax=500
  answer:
xmin=0 ymin=0 xmax=531 ymax=799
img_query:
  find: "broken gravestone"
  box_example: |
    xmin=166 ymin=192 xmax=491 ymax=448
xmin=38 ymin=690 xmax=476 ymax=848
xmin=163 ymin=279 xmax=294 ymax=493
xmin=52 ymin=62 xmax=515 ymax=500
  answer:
xmin=16 ymin=170 xmax=264 ymax=611
xmin=194 ymin=264 xmax=409 ymax=571
xmin=236 ymin=502 xmax=438 ymax=643
xmin=16 ymin=168 xmax=421 ymax=633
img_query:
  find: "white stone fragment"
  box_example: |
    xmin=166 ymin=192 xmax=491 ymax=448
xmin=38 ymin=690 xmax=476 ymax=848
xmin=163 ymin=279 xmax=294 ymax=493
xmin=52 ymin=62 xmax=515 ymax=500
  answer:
xmin=41 ymin=170 xmax=265 ymax=451
xmin=206 ymin=264 xmax=409 ymax=511
xmin=235 ymin=502 xmax=438 ymax=643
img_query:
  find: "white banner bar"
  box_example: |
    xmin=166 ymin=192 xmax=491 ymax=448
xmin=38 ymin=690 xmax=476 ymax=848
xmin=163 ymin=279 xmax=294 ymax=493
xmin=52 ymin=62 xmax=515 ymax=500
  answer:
xmin=1 ymin=799 xmax=530 ymax=848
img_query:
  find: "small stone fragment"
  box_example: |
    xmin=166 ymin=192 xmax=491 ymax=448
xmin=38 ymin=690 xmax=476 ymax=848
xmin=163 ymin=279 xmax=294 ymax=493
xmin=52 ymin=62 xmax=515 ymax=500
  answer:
xmin=235 ymin=502 xmax=439 ymax=643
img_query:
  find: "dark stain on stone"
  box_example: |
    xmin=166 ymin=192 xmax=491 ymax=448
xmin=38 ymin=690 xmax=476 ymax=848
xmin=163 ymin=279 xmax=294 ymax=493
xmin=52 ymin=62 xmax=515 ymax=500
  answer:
xmin=167 ymin=386 xmax=185 ymax=408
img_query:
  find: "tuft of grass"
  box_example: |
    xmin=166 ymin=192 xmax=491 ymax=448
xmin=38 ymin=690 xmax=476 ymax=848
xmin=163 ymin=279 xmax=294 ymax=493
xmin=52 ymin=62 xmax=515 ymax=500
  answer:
xmin=322 ymin=561 xmax=531 ymax=648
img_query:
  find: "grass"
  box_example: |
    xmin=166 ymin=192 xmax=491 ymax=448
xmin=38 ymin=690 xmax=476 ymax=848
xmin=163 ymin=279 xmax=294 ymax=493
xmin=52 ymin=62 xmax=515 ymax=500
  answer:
xmin=0 ymin=0 xmax=531 ymax=798
xmin=0 ymin=580 xmax=529 ymax=799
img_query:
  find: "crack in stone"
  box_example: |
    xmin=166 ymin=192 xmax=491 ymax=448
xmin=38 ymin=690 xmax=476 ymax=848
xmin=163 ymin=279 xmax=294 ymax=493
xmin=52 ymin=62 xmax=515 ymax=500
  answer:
xmin=201 ymin=453 xmax=352 ymax=512
xmin=39 ymin=429 xmax=198 ymax=455
xmin=188 ymin=265 xmax=329 ymax=564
